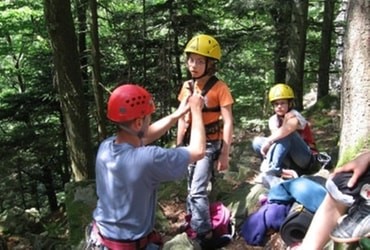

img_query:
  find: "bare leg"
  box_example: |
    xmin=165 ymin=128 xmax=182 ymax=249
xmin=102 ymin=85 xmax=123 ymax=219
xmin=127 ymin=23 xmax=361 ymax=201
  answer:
xmin=300 ymin=194 xmax=347 ymax=250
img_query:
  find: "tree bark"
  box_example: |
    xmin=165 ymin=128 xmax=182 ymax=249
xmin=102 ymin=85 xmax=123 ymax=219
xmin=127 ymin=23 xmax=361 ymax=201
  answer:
xmin=270 ymin=0 xmax=292 ymax=83
xmin=77 ymin=0 xmax=89 ymax=84
xmin=44 ymin=0 xmax=94 ymax=180
xmin=339 ymin=0 xmax=370 ymax=156
xmin=286 ymin=0 xmax=309 ymax=111
xmin=317 ymin=0 xmax=335 ymax=99
xmin=90 ymin=0 xmax=107 ymax=142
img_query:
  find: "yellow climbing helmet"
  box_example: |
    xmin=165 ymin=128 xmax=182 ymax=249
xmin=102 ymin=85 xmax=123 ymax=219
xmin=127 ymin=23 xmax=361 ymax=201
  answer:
xmin=184 ymin=34 xmax=221 ymax=61
xmin=268 ymin=83 xmax=295 ymax=102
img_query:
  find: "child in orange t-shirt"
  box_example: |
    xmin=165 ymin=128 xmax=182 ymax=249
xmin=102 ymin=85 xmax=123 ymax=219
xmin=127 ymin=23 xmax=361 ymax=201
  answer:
xmin=176 ymin=34 xmax=234 ymax=246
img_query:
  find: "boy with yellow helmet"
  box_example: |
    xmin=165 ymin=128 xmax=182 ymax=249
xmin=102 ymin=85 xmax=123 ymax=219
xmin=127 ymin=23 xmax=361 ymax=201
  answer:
xmin=176 ymin=34 xmax=234 ymax=246
xmin=252 ymin=83 xmax=318 ymax=187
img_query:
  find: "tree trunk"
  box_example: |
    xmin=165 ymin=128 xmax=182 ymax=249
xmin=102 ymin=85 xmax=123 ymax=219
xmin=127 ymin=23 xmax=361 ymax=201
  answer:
xmin=317 ymin=0 xmax=335 ymax=99
xmin=270 ymin=0 xmax=292 ymax=83
xmin=90 ymin=0 xmax=107 ymax=143
xmin=77 ymin=0 xmax=89 ymax=84
xmin=44 ymin=0 xmax=94 ymax=181
xmin=169 ymin=0 xmax=183 ymax=87
xmin=42 ymin=165 xmax=59 ymax=211
xmin=286 ymin=0 xmax=309 ymax=111
xmin=339 ymin=0 xmax=370 ymax=157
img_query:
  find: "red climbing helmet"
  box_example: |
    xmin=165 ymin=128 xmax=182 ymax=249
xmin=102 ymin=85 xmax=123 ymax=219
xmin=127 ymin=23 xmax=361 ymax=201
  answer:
xmin=107 ymin=84 xmax=155 ymax=123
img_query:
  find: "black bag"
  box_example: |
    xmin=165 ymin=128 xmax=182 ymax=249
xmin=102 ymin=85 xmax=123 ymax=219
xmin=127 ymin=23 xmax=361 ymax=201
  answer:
xmin=279 ymin=202 xmax=314 ymax=246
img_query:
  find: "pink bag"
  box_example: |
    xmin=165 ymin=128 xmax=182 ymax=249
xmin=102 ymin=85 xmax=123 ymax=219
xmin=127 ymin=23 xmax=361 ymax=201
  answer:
xmin=210 ymin=201 xmax=232 ymax=238
xmin=184 ymin=201 xmax=234 ymax=247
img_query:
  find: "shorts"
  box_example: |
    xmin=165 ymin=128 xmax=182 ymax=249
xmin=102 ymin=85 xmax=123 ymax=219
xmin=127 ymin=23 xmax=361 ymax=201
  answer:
xmin=326 ymin=170 xmax=370 ymax=206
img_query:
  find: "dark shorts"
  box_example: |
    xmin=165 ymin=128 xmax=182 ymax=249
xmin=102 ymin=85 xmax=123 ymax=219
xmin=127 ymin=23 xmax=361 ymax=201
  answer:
xmin=326 ymin=170 xmax=370 ymax=206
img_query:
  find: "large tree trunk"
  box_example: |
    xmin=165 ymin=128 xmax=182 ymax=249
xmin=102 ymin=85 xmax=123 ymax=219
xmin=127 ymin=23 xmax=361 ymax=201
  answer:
xmin=317 ymin=0 xmax=335 ymax=99
xmin=270 ymin=0 xmax=292 ymax=83
xmin=77 ymin=0 xmax=89 ymax=84
xmin=286 ymin=0 xmax=308 ymax=111
xmin=90 ymin=0 xmax=107 ymax=142
xmin=44 ymin=0 xmax=94 ymax=180
xmin=339 ymin=0 xmax=370 ymax=158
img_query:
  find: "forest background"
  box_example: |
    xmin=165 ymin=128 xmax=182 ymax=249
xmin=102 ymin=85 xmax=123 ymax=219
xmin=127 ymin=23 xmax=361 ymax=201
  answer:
xmin=0 ymin=0 xmax=369 ymax=249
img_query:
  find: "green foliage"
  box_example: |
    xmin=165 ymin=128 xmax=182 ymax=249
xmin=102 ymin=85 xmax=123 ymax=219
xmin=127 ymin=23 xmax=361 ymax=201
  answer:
xmin=304 ymin=95 xmax=337 ymax=116
xmin=0 ymin=0 xmax=345 ymax=247
xmin=337 ymin=140 xmax=370 ymax=168
xmin=158 ymin=179 xmax=188 ymax=201
xmin=0 ymin=0 xmax=66 ymax=215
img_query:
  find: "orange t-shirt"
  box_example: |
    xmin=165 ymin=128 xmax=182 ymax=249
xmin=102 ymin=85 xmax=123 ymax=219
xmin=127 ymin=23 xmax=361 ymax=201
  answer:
xmin=177 ymin=78 xmax=234 ymax=140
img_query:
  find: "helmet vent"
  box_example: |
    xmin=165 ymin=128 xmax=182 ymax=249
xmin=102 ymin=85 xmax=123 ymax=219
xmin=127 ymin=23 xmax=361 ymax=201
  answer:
xmin=123 ymin=95 xmax=148 ymax=107
xmin=119 ymin=107 xmax=126 ymax=113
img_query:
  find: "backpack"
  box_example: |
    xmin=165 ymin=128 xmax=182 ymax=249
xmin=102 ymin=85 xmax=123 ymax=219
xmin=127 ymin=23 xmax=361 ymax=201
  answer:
xmin=184 ymin=202 xmax=235 ymax=249
xmin=299 ymin=123 xmax=333 ymax=170
xmin=298 ymin=123 xmax=318 ymax=154
xmin=210 ymin=201 xmax=233 ymax=239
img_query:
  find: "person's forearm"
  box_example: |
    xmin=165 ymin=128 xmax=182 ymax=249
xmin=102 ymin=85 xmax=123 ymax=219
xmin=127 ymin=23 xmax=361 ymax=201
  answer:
xmin=219 ymin=106 xmax=233 ymax=155
xmin=221 ymin=121 xmax=233 ymax=155
xmin=188 ymin=110 xmax=205 ymax=161
xmin=144 ymin=114 xmax=178 ymax=145
xmin=267 ymin=122 xmax=297 ymax=143
xmin=177 ymin=118 xmax=186 ymax=145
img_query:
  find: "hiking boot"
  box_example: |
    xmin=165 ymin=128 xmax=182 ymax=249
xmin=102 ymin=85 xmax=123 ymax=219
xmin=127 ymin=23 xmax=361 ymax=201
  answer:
xmin=179 ymin=214 xmax=198 ymax=239
xmin=330 ymin=195 xmax=370 ymax=243
xmin=260 ymin=159 xmax=269 ymax=172
xmin=253 ymin=172 xmax=283 ymax=189
xmin=194 ymin=231 xmax=213 ymax=250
